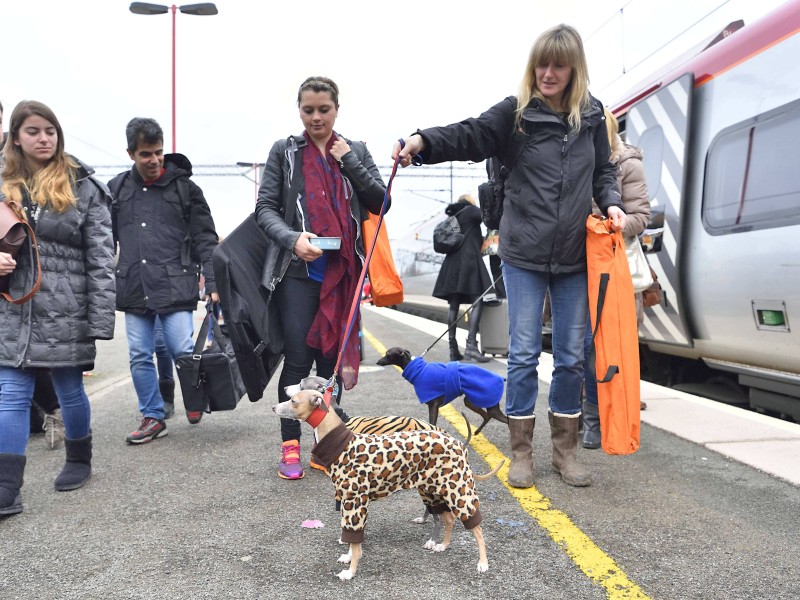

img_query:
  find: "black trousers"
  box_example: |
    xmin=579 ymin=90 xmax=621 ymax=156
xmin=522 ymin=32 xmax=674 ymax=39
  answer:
xmin=274 ymin=276 xmax=336 ymax=442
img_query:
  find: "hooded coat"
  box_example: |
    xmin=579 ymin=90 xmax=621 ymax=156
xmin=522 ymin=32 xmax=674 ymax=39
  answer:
xmin=108 ymin=153 xmax=218 ymax=315
xmin=432 ymin=201 xmax=492 ymax=304
xmin=0 ymin=158 xmax=116 ymax=369
xmin=417 ymin=95 xmax=623 ymax=274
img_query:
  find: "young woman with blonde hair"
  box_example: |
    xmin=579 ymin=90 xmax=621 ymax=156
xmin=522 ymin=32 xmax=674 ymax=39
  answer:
xmin=394 ymin=24 xmax=626 ymax=488
xmin=0 ymin=100 xmax=115 ymax=516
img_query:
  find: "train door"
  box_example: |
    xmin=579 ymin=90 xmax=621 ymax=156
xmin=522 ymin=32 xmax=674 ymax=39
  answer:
xmin=623 ymin=73 xmax=694 ymax=349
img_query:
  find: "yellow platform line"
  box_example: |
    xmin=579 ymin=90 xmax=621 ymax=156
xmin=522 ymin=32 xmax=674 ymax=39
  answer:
xmin=364 ymin=327 xmax=650 ymax=600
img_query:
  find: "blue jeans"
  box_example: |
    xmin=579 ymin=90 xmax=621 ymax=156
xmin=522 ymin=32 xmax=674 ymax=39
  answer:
xmin=502 ymin=263 xmax=588 ymax=417
xmin=125 ymin=311 xmax=194 ymax=420
xmin=154 ymin=317 xmax=174 ymax=382
xmin=0 ymin=367 xmax=90 ymax=455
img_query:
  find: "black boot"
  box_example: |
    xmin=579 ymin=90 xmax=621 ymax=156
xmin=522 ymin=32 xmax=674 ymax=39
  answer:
xmin=0 ymin=453 xmax=26 ymax=516
xmin=464 ymin=338 xmax=490 ymax=362
xmin=582 ymin=401 xmax=601 ymax=449
xmin=448 ymin=339 xmax=463 ymax=362
xmin=464 ymin=302 xmax=490 ymax=362
xmin=54 ymin=434 xmax=92 ymax=492
xmin=159 ymin=379 xmax=175 ymax=419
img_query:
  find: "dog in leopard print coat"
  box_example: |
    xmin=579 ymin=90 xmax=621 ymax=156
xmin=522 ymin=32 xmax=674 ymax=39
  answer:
xmin=273 ymin=389 xmax=501 ymax=580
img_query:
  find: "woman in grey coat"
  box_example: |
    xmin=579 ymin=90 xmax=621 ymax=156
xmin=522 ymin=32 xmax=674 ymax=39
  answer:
xmin=0 ymin=100 xmax=116 ymax=516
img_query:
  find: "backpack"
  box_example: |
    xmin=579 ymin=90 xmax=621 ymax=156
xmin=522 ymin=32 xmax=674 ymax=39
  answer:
xmin=477 ymin=118 xmax=530 ymax=229
xmin=433 ymin=215 xmax=464 ymax=254
xmin=477 ymin=157 xmax=508 ymax=230
xmin=108 ymin=171 xmax=193 ymax=268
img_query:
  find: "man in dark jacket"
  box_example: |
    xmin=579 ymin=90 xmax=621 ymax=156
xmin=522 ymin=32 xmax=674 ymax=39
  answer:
xmin=108 ymin=117 xmax=219 ymax=444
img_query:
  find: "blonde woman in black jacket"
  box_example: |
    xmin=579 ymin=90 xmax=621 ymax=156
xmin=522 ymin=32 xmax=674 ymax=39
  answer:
xmin=394 ymin=25 xmax=627 ymax=489
xmin=0 ymin=100 xmax=115 ymax=516
xmin=432 ymin=194 xmax=492 ymax=362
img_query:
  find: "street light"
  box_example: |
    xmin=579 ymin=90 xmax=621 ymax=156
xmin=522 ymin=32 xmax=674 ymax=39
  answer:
xmin=129 ymin=2 xmax=218 ymax=153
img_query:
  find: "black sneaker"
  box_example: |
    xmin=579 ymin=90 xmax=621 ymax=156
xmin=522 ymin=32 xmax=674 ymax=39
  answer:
xmin=126 ymin=417 xmax=168 ymax=445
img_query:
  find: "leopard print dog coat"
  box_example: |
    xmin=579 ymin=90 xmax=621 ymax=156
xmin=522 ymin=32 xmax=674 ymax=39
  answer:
xmin=312 ymin=423 xmax=483 ymax=543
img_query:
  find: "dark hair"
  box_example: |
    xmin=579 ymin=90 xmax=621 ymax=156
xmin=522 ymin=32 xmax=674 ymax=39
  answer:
xmin=0 ymin=100 xmax=3 ymax=113
xmin=125 ymin=117 xmax=164 ymax=152
xmin=297 ymin=76 xmax=340 ymax=108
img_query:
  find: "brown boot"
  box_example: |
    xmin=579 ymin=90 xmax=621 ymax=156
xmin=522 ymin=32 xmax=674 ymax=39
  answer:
xmin=507 ymin=417 xmax=535 ymax=488
xmin=549 ymin=411 xmax=592 ymax=487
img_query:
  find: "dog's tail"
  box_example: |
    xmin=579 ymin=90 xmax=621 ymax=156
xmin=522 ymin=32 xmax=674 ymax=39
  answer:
xmin=460 ymin=412 xmax=473 ymax=446
xmin=474 ymin=460 xmax=505 ymax=481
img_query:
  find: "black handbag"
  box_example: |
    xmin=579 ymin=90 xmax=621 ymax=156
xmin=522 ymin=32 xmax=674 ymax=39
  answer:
xmin=175 ymin=304 xmax=246 ymax=413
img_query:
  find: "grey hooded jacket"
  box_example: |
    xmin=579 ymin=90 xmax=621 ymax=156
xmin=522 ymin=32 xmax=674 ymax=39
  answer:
xmin=0 ymin=158 xmax=116 ymax=369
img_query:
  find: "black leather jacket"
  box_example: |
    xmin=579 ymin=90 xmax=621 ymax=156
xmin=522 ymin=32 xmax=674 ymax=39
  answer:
xmin=254 ymin=134 xmax=388 ymax=292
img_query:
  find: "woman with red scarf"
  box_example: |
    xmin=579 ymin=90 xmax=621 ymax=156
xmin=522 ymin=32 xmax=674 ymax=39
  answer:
xmin=255 ymin=76 xmax=388 ymax=480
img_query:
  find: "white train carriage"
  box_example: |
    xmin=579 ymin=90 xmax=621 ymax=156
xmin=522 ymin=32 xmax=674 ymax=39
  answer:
xmin=612 ymin=0 xmax=800 ymax=418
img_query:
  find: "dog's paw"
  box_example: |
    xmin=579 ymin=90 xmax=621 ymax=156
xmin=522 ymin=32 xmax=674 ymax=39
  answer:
xmin=433 ymin=543 xmax=449 ymax=553
xmin=423 ymin=539 xmax=437 ymax=550
xmin=336 ymin=569 xmax=354 ymax=581
xmin=411 ymin=516 xmax=428 ymax=524
xmin=477 ymin=560 xmax=489 ymax=573
xmin=337 ymin=552 xmax=352 ymax=564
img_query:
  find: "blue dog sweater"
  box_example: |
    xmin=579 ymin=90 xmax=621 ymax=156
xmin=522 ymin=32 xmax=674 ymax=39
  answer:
xmin=401 ymin=356 xmax=504 ymax=408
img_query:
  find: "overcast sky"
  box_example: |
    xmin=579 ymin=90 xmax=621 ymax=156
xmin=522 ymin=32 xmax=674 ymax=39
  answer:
xmin=2 ymin=0 xmax=787 ymax=237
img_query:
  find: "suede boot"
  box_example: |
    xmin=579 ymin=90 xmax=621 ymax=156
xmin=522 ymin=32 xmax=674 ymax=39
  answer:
xmin=54 ymin=434 xmax=92 ymax=492
xmin=507 ymin=417 xmax=535 ymax=488
xmin=159 ymin=379 xmax=175 ymax=419
xmin=549 ymin=412 xmax=592 ymax=487
xmin=0 ymin=453 xmax=26 ymax=516
xmin=582 ymin=401 xmax=601 ymax=449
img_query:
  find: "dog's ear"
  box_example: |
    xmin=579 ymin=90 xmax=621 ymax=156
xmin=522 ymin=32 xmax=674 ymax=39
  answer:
xmin=310 ymin=390 xmax=328 ymax=410
xmin=402 ymin=349 xmax=412 ymax=362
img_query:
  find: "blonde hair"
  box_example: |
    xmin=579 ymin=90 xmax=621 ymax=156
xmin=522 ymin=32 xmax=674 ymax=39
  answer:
xmin=517 ymin=24 xmax=591 ymax=131
xmin=1 ymin=100 xmax=78 ymax=214
xmin=458 ymin=193 xmax=476 ymax=206
xmin=604 ymin=107 xmax=624 ymax=160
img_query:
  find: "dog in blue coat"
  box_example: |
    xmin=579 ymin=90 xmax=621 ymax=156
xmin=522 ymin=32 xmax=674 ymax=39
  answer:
xmin=377 ymin=347 xmax=508 ymax=435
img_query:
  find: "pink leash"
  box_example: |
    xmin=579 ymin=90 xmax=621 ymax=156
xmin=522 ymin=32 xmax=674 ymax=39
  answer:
xmin=320 ymin=140 xmax=410 ymax=408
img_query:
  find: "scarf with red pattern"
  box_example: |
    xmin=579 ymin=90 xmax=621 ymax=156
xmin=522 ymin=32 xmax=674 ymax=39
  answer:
xmin=302 ymin=132 xmax=360 ymax=390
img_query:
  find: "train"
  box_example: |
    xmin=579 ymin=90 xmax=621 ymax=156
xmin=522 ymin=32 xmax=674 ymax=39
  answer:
xmin=392 ymin=0 xmax=800 ymax=421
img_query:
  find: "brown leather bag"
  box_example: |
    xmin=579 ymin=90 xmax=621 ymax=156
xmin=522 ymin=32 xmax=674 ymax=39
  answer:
xmin=0 ymin=201 xmax=42 ymax=304
xmin=641 ymin=266 xmax=662 ymax=308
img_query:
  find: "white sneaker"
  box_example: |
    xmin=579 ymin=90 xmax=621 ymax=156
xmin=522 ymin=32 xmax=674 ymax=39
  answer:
xmin=43 ymin=409 xmax=65 ymax=450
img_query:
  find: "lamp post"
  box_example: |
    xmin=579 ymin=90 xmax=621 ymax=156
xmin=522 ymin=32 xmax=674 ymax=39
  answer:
xmin=129 ymin=2 xmax=218 ymax=153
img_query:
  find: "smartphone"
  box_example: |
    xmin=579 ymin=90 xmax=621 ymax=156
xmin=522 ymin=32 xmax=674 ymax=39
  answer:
xmin=309 ymin=237 xmax=342 ymax=250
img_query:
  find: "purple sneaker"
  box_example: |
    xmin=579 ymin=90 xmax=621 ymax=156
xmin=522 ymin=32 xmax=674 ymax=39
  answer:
xmin=278 ymin=439 xmax=304 ymax=480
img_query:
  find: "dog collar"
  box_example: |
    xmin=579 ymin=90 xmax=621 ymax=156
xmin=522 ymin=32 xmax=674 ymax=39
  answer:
xmin=306 ymin=406 xmax=327 ymax=429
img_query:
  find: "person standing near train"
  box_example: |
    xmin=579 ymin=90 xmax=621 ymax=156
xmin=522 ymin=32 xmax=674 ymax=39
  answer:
xmin=433 ymin=193 xmax=493 ymax=362
xmin=581 ymin=108 xmax=651 ymax=449
xmin=394 ymin=24 xmax=625 ymax=488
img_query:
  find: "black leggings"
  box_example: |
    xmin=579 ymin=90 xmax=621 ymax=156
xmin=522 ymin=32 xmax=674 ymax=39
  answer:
xmin=448 ymin=299 xmax=484 ymax=340
xmin=274 ymin=276 xmax=337 ymax=442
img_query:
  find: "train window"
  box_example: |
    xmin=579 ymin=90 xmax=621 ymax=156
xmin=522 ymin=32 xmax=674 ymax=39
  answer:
xmin=704 ymin=102 xmax=800 ymax=234
xmin=637 ymin=126 xmax=664 ymax=201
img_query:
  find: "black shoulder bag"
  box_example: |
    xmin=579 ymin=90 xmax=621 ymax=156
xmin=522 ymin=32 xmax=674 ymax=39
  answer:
xmin=175 ymin=302 xmax=246 ymax=413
